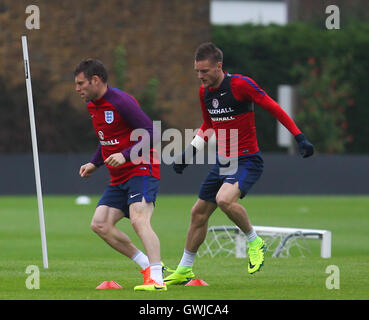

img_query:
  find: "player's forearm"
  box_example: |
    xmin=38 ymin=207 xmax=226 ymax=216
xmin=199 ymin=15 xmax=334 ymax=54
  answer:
xmin=257 ymin=94 xmax=301 ymax=136
xmin=90 ymin=144 xmax=104 ymax=167
xmin=193 ymin=121 xmax=215 ymax=147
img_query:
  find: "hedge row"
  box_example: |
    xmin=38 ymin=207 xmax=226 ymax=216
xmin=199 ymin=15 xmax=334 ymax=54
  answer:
xmin=212 ymin=22 xmax=369 ymax=154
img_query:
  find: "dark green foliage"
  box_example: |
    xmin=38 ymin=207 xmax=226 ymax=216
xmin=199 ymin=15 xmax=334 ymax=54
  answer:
xmin=0 ymin=75 xmax=96 ymax=153
xmin=213 ymin=22 xmax=369 ymax=153
xmin=113 ymin=44 xmax=169 ymax=129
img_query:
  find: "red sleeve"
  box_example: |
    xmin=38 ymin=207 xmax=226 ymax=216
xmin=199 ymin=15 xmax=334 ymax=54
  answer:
xmin=231 ymin=75 xmax=301 ymax=136
xmin=254 ymin=94 xmax=301 ymax=136
xmin=197 ymin=85 xmax=214 ymax=142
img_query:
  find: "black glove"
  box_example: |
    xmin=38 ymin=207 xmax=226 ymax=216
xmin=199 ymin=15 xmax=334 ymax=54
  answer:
xmin=295 ymin=133 xmax=314 ymax=158
xmin=173 ymin=162 xmax=188 ymax=174
xmin=173 ymin=144 xmax=198 ymax=174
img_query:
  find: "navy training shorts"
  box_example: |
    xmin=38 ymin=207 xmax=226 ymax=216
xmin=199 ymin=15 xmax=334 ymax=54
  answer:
xmin=97 ymin=175 xmax=160 ymax=218
xmin=198 ymin=153 xmax=264 ymax=203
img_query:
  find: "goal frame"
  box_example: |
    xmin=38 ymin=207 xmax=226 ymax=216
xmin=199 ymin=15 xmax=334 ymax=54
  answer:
xmin=204 ymin=225 xmax=332 ymax=259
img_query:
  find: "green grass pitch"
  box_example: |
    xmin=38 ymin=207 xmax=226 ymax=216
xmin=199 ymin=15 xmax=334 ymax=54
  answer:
xmin=0 ymin=195 xmax=368 ymax=300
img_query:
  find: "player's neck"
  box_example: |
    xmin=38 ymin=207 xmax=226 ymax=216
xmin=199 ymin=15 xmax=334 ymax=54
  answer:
xmin=94 ymin=84 xmax=108 ymax=101
xmin=209 ymin=71 xmax=225 ymax=89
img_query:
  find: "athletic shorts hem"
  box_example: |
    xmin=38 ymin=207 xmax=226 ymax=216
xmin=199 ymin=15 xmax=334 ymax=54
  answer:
xmin=198 ymin=195 xmax=217 ymax=204
xmin=222 ymin=180 xmax=247 ymax=199
xmin=97 ymin=176 xmax=159 ymax=218
xmin=198 ymin=154 xmax=263 ymax=203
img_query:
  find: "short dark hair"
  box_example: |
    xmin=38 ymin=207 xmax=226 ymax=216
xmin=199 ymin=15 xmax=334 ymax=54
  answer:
xmin=73 ymin=58 xmax=108 ymax=83
xmin=195 ymin=42 xmax=223 ymax=64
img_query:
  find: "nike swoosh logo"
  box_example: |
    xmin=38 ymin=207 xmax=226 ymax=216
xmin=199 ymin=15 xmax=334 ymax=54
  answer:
xmin=129 ymin=193 xmax=141 ymax=199
xmin=154 ymin=285 xmax=166 ymax=290
xmin=220 ymin=92 xmax=227 ymax=96
xmin=164 ymin=277 xmax=193 ymax=284
xmin=249 ymin=261 xmax=256 ymax=269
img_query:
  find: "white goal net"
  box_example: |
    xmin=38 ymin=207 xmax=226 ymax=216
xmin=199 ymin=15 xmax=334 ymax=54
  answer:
xmin=198 ymin=225 xmax=331 ymax=258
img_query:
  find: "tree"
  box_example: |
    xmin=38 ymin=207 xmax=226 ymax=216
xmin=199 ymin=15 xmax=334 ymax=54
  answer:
xmin=293 ymin=56 xmax=353 ymax=153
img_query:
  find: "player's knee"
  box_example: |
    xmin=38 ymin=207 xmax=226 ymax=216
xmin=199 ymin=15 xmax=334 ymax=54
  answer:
xmin=130 ymin=202 xmax=152 ymax=230
xmin=90 ymin=220 xmax=110 ymax=237
xmin=130 ymin=212 xmax=149 ymax=232
xmin=216 ymin=195 xmax=232 ymax=212
xmin=130 ymin=215 xmax=143 ymax=229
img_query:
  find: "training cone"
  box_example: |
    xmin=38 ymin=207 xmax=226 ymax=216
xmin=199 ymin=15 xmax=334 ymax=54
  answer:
xmin=185 ymin=279 xmax=209 ymax=286
xmin=96 ymin=281 xmax=123 ymax=289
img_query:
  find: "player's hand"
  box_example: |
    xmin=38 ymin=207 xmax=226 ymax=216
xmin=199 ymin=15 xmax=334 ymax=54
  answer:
xmin=173 ymin=163 xmax=188 ymax=174
xmin=295 ymin=133 xmax=314 ymax=158
xmin=79 ymin=162 xmax=97 ymax=178
xmin=173 ymin=145 xmax=198 ymax=174
xmin=104 ymin=152 xmax=126 ymax=167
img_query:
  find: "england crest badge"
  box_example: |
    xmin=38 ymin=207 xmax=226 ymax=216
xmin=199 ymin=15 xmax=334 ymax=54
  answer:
xmin=212 ymin=98 xmax=219 ymax=108
xmin=104 ymin=111 xmax=114 ymax=124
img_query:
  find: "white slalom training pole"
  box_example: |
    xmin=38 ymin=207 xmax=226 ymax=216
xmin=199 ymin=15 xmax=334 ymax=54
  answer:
xmin=21 ymin=35 xmax=49 ymax=269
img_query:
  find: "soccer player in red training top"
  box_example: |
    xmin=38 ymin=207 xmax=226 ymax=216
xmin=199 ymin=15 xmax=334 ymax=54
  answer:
xmin=74 ymin=59 xmax=166 ymax=291
xmin=164 ymin=42 xmax=314 ymax=285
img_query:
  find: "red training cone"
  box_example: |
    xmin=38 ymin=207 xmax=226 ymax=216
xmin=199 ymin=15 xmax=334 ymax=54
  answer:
xmin=96 ymin=280 xmax=123 ymax=289
xmin=185 ymin=279 xmax=209 ymax=286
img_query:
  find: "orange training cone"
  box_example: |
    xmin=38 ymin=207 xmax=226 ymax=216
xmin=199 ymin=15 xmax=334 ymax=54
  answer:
xmin=96 ymin=280 xmax=123 ymax=289
xmin=185 ymin=279 xmax=209 ymax=286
